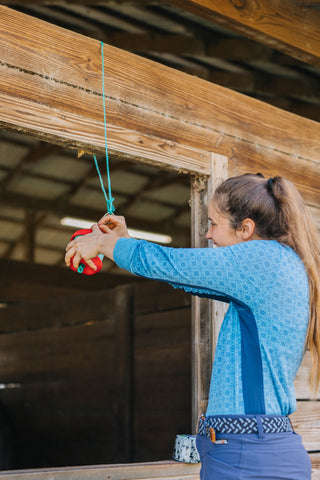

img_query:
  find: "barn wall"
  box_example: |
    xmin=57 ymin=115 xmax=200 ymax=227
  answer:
xmin=134 ymin=283 xmax=191 ymax=461
xmin=0 ymin=282 xmax=191 ymax=469
xmin=0 ymin=276 xmax=318 ymax=473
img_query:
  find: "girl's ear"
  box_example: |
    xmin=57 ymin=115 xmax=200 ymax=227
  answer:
xmin=236 ymin=218 xmax=257 ymax=241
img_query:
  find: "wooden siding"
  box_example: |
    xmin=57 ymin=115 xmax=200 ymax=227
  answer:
xmin=0 ymin=281 xmax=318 ymax=476
xmin=0 ymin=282 xmax=191 ymax=469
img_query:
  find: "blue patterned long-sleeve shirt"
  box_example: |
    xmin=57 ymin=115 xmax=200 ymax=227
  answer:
xmin=113 ymin=237 xmax=309 ymax=416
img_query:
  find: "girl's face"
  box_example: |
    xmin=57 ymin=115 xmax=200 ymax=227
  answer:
xmin=206 ymin=202 xmax=241 ymax=247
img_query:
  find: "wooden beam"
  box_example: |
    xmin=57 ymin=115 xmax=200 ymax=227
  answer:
xmin=0 ymin=7 xmax=320 ymax=206
xmin=167 ymin=0 xmax=320 ymax=66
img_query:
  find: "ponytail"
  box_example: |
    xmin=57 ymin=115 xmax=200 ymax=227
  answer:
xmin=214 ymin=173 xmax=320 ymax=395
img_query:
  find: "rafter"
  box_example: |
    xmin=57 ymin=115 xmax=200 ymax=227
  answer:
xmin=59 ymin=4 xmax=145 ymax=33
xmin=116 ymin=172 xmax=187 ymax=211
xmin=0 ymin=190 xmax=190 ymax=246
xmin=99 ymin=31 xmax=279 ymax=62
xmin=299 ymin=0 xmax=320 ymax=5
xmin=12 ymin=4 xmax=106 ymax=36
xmin=0 ymin=142 xmax=62 ymax=190
xmin=3 ymin=211 xmax=47 ymax=260
xmin=208 ymin=71 xmax=317 ymax=100
xmin=167 ymin=0 xmax=320 ymax=66
xmin=0 ymin=162 xmax=188 ymax=212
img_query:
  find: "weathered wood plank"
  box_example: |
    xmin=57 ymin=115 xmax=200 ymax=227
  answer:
xmin=0 ymin=89 xmax=211 ymax=176
xmin=167 ymin=0 xmax=320 ymax=66
xmin=14 ymin=439 xmax=116 ymax=471
xmin=311 ymin=453 xmax=320 ymax=480
xmin=1 ymin=7 xmax=320 ymax=203
xmin=135 ymin=345 xmax=190 ymax=378
xmin=0 ymin=258 xmax=131 ymax=296
xmin=290 ymin=401 xmax=320 ymax=451
xmin=2 ymin=54 xmax=319 ymax=170
xmin=134 ymin=282 xmax=191 ymax=315
xmin=0 ymin=381 xmax=115 ymax=410
xmin=0 ymin=323 xmax=115 ymax=383
xmin=0 ymin=290 xmax=115 ymax=332
xmin=0 ymin=63 xmax=211 ymax=175
xmin=0 ymin=461 xmax=201 ymax=479
xmin=12 ymin=409 xmax=115 ymax=441
xmin=295 ymin=351 xmax=320 ymax=400
xmin=135 ymin=308 xmax=190 ymax=333
xmin=228 ymin=142 xmax=320 ymax=206
xmin=135 ymin=327 xmax=190 ymax=349
xmin=135 ymin=376 xmax=190 ymax=410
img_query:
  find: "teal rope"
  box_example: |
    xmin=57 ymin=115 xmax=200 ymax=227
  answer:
xmin=93 ymin=41 xmax=115 ymax=214
xmin=93 ymin=154 xmax=114 ymax=213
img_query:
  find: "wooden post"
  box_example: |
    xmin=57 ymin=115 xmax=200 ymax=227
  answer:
xmin=210 ymin=154 xmax=229 ymax=353
xmin=114 ymin=284 xmax=134 ymax=462
xmin=24 ymin=209 xmax=36 ymax=263
xmin=190 ymin=153 xmax=228 ymax=433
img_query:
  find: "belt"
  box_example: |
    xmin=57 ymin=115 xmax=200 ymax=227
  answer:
xmin=198 ymin=415 xmax=294 ymax=437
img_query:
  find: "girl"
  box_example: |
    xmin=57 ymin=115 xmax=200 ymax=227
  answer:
xmin=65 ymin=173 xmax=320 ymax=480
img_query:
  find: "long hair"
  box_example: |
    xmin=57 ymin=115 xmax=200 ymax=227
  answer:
xmin=213 ymin=173 xmax=320 ymax=395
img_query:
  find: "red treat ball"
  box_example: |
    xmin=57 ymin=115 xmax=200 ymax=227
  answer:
xmin=69 ymin=229 xmax=103 ymax=275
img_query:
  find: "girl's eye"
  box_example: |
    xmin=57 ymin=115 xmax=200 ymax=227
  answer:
xmin=210 ymin=222 xmax=216 ymax=227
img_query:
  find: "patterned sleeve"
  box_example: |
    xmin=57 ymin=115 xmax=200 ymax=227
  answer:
xmin=113 ymin=237 xmax=280 ymax=305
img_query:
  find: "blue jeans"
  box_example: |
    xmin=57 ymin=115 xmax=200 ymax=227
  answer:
xmin=196 ymin=431 xmax=311 ymax=480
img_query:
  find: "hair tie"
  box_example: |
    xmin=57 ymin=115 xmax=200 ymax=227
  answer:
xmin=267 ymin=177 xmax=274 ymax=190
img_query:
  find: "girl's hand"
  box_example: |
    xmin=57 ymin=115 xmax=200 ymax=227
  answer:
xmin=65 ymin=215 xmax=131 ymax=269
xmin=65 ymin=224 xmax=104 ymax=271
xmin=98 ymin=214 xmax=130 ymax=238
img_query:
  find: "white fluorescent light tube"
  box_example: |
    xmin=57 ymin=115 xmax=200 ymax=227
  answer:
xmin=61 ymin=217 xmax=172 ymax=244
